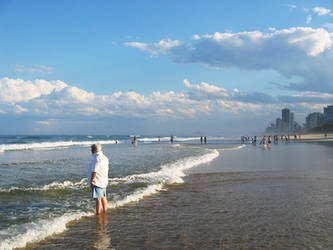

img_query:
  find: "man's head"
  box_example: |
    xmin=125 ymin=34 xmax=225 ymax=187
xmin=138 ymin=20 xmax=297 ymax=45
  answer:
xmin=91 ymin=143 xmax=102 ymax=154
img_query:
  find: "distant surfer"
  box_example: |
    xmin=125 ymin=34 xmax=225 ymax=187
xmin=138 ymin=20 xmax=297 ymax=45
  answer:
xmin=158 ymin=136 xmax=161 ymax=144
xmin=170 ymin=136 xmax=174 ymax=144
xmin=204 ymin=136 xmax=207 ymax=144
xmin=200 ymin=136 xmax=203 ymax=144
xmin=88 ymin=143 xmax=109 ymax=215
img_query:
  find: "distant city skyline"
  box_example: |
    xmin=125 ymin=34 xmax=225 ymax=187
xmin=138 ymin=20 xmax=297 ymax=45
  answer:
xmin=266 ymin=105 xmax=333 ymax=133
xmin=1 ymin=1 xmax=333 ymax=135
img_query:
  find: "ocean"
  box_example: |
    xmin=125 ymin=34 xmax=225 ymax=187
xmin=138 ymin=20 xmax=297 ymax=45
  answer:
xmin=0 ymin=135 xmax=236 ymax=249
xmin=1 ymin=135 xmax=333 ymax=249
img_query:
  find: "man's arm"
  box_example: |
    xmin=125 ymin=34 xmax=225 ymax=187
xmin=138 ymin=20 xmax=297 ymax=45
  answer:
xmin=90 ymin=172 xmax=97 ymax=187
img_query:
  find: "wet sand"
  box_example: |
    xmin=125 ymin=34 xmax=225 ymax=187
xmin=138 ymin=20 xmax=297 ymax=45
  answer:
xmin=25 ymin=142 xmax=333 ymax=249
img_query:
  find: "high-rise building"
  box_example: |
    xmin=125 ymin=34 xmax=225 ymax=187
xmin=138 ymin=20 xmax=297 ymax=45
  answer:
xmin=324 ymin=105 xmax=333 ymax=124
xmin=276 ymin=118 xmax=282 ymax=131
xmin=289 ymin=112 xmax=294 ymax=131
xmin=306 ymin=112 xmax=324 ymax=129
xmin=282 ymin=108 xmax=290 ymax=132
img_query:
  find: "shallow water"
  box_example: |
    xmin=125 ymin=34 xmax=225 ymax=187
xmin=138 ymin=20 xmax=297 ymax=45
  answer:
xmin=0 ymin=135 xmax=231 ymax=249
xmin=24 ymin=142 xmax=333 ymax=249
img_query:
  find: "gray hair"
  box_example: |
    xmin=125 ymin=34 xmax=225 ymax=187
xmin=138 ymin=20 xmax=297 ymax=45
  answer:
xmin=91 ymin=143 xmax=102 ymax=152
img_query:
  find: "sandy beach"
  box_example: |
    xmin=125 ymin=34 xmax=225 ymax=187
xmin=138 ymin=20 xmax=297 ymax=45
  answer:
xmin=23 ymin=140 xmax=333 ymax=249
xmin=298 ymin=133 xmax=333 ymax=140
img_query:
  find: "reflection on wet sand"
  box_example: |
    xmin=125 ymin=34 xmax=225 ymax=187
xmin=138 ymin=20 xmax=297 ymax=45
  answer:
xmin=94 ymin=214 xmax=113 ymax=250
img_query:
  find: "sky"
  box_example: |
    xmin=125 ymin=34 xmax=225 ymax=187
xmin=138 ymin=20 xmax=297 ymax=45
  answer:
xmin=1 ymin=0 xmax=333 ymax=136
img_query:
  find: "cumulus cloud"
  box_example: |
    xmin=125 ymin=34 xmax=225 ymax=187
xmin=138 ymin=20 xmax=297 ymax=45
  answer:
xmin=183 ymin=79 xmax=229 ymax=98
xmin=0 ymin=77 xmax=67 ymax=103
xmin=15 ymin=64 xmax=54 ymax=74
xmin=313 ymin=7 xmax=331 ymax=16
xmin=0 ymin=77 xmax=282 ymax=122
xmin=126 ymin=27 xmax=333 ymax=93
xmin=124 ymin=39 xmax=183 ymax=57
xmin=2 ymin=77 xmax=333 ymax=133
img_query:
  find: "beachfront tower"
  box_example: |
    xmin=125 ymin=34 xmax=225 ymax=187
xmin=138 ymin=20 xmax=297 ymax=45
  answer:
xmin=324 ymin=105 xmax=333 ymax=124
xmin=289 ymin=112 xmax=295 ymax=131
xmin=306 ymin=112 xmax=324 ymax=130
xmin=276 ymin=118 xmax=282 ymax=131
xmin=282 ymin=108 xmax=290 ymax=132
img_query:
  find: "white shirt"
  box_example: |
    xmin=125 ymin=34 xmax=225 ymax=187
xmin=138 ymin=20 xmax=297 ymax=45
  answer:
xmin=88 ymin=151 xmax=109 ymax=188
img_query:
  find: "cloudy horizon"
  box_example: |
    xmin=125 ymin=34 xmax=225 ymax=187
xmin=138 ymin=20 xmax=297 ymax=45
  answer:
xmin=1 ymin=1 xmax=333 ymax=135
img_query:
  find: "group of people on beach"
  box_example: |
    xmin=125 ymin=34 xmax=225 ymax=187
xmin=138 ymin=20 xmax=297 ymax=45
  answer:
xmin=241 ymin=134 xmax=302 ymax=146
xmin=129 ymin=135 xmax=208 ymax=145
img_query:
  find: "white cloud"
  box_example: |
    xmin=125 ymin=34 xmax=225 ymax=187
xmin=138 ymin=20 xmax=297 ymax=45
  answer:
xmin=0 ymin=77 xmax=67 ymax=103
xmin=306 ymin=15 xmax=312 ymax=24
xmin=0 ymin=77 xmax=279 ymax=120
xmin=192 ymin=34 xmax=200 ymax=40
xmin=14 ymin=105 xmax=27 ymax=114
xmin=183 ymin=79 xmax=229 ymax=98
xmin=288 ymin=4 xmax=297 ymax=11
xmin=126 ymin=27 xmax=333 ymax=93
xmin=313 ymin=7 xmax=331 ymax=16
xmin=125 ymin=39 xmax=183 ymax=57
xmin=36 ymin=120 xmax=51 ymax=126
xmin=15 ymin=64 xmax=54 ymax=74
xmin=2 ymin=77 xmax=333 ymax=134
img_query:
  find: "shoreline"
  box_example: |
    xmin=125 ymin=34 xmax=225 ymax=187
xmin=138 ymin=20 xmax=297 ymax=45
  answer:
xmin=297 ymin=133 xmax=333 ymax=142
xmin=18 ymin=141 xmax=333 ymax=249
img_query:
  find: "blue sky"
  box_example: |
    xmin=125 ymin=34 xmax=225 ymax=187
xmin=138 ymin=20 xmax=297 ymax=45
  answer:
xmin=1 ymin=0 xmax=333 ymax=135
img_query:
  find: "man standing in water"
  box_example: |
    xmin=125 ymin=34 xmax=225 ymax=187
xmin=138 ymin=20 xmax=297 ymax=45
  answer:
xmin=88 ymin=143 xmax=109 ymax=215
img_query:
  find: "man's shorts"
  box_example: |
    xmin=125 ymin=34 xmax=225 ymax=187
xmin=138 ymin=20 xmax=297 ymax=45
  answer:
xmin=91 ymin=186 xmax=107 ymax=199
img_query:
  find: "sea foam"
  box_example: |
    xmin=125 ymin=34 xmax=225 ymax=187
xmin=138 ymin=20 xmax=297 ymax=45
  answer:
xmin=0 ymin=140 xmax=117 ymax=152
xmin=0 ymin=148 xmax=219 ymax=250
xmin=112 ymin=148 xmax=219 ymax=185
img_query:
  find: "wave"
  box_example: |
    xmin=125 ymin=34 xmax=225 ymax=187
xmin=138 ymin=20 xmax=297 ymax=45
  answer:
xmin=0 ymin=140 xmax=117 ymax=152
xmin=0 ymin=158 xmax=75 ymax=167
xmin=112 ymin=148 xmax=219 ymax=185
xmin=0 ymin=183 xmax=165 ymax=250
xmin=0 ymin=211 xmax=92 ymax=250
xmin=0 ymin=149 xmax=219 ymax=249
xmin=0 ymin=178 xmax=87 ymax=193
xmin=0 ymin=149 xmax=219 ymax=193
xmin=221 ymin=144 xmax=246 ymax=151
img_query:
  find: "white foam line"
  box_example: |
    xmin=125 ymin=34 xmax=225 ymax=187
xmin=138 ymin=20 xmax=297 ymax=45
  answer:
xmin=0 ymin=149 xmax=219 ymax=250
xmin=221 ymin=144 xmax=246 ymax=151
xmin=0 ymin=184 xmax=164 ymax=250
xmin=0 ymin=178 xmax=87 ymax=193
xmin=112 ymin=148 xmax=220 ymax=185
xmin=0 ymin=211 xmax=92 ymax=250
xmin=109 ymin=184 xmax=164 ymax=208
xmin=0 ymin=140 xmax=117 ymax=152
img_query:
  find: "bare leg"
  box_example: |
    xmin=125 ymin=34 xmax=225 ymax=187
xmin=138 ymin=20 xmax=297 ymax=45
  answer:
xmin=101 ymin=197 xmax=108 ymax=213
xmin=95 ymin=198 xmax=102 ymax=215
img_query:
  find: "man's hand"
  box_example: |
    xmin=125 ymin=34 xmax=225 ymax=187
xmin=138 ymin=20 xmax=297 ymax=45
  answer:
xmin=90 ymin=172 xmax=97 ymax=187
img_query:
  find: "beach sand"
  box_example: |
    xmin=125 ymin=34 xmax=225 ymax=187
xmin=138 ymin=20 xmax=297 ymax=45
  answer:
xmin=296 ymin=133 xmax=333 ymax=142
xmin=25 ymin=141 xmax=333 ymax=249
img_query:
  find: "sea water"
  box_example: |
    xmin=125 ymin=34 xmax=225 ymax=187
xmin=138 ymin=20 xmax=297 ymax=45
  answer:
xmin=0 ymin=135 xmax=240 ymax=249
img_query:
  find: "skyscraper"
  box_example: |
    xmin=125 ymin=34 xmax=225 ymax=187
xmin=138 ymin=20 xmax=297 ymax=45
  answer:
xmin=282 ymin=108 xmax=290 ymax=132
xmin=324 ymin=105 xmax=333 ymax=124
